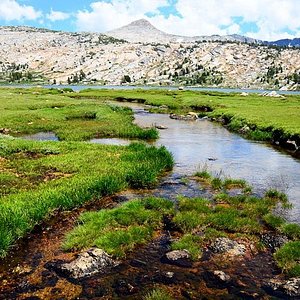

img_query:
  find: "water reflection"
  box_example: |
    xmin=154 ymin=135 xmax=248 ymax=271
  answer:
xmin=22 ymin=132 xmax=59 ymax=141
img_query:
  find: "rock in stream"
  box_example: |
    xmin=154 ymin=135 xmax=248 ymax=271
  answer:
xmin=48 ymin=248 xmax=120 ymax=279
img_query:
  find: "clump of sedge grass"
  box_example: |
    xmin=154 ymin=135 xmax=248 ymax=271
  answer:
xmin=274 ymin=241 xmax=300 ymax=277
xmin=62 ymin=198 xmax=174 ymax=257
xmin=171 ymin=234 xmax=202 ymax=260
xmin=263 ymin=213 xmax=285 ymax=230
xmin=265 ymin=189 xmax=289 ymax=206
xmin=144 ymin=288 xmax=174 ymax=300
xmin=280 ymin=223 xmax=300 ymax=240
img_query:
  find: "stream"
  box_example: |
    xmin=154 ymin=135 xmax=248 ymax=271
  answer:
xmin=23 ymin=102 xmax=300 ymax=222
xmin=2 ymin=101 xmax=300 ymax=299
xmin=99 ymin=102 xmax=300 ymax=224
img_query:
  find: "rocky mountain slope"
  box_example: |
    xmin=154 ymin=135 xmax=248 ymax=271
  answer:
xmin=0 ymin=21 xmax=299 ymax=89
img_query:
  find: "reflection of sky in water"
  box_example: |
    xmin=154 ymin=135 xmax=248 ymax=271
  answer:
xmin=134 ymin=109 xmax=300 ymax=223
xmin=22 ymin=132 xmax=58 ymax=141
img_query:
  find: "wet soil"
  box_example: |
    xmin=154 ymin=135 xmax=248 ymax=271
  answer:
xmin=0 ymin=176 xmax=288 ymax=300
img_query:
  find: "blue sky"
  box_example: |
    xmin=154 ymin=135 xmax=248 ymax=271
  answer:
xmin=0 ymin=0 xmax=300 ymax=41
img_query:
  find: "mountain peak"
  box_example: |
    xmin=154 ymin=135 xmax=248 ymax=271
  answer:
xmin=128 ymin=19 xmax=153 ymax=27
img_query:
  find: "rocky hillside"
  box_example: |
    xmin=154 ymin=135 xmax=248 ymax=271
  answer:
xmin=0 ymin=22 xmax=299 ymax=89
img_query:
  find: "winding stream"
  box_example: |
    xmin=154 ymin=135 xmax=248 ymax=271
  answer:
xmin=22 ymin=102 xmax=300 ymax=223
xmin=120 ymin=103 xmax=300 ymax=223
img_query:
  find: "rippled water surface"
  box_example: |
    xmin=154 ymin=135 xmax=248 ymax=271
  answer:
xmin=128 ymin=104 xmax=300 ymax=223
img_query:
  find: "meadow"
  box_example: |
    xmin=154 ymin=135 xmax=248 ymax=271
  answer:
xmin=0 ymin=88 xmax=157 ymax=141
xmin=0 ymin=88 xmax=173 ymax=257
xmin=75 ymin=88 xmax=300 ymax=143
xmin=1 ymin=87 xmax=300 ymax=299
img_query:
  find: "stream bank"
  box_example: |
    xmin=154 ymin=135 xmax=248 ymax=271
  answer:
xmin=0 ymin=175 xmax=297 ymax=299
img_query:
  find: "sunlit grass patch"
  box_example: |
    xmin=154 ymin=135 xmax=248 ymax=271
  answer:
xmin=62 ymin=198 xmax=175 ymax=256
xmin=0 ymin=88 xmax=159 ymax=141
xmin=275 ymin=241 xmax=300 ymax=277
xmin=280 ymin=223 xmax=300 ymax=240
xmin=171 ymin=234 xmax=202 ymax=260
xmin=263 ymin=213 xmax=285 ymax=230
xmin=0 ymin=139 xmax=173 ymax=258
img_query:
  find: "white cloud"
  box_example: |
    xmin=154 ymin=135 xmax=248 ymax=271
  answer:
xmin=46 ymin=9 xmax=70 ymax=22
xmin=76 ymin=0 xmax=168 ymax=32
xmin=0 ymin=0 xmax=41 ymax=21
xmin=75 ymin=0 xmax=300 ymax=40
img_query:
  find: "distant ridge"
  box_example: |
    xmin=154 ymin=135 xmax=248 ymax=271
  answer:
xmin=106 ymin=19 xmax=261 ymax=44
xmin=268 ymin=38 xmax=300 ymax=48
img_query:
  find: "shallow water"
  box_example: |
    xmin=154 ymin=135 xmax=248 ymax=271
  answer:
xmin=20 ymin=104 xmax=300 ymax=223
xmin=22 ymin=132 xmax=59 ymax=141
xmin=7 ymin=84 xmax=300 ymax=95
xmin=90 ymin=138 xmax=134 ymax=146
xmin=127 ymin=103 xmax=300 ymax=223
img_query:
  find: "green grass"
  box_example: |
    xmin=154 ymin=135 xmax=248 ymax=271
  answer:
xmin=280 ymin=223 xmax=300 ymax=240
xmin=73 ymin=88 xmax=300 ymax=144
xmin=62 ymin=198 xmax=174 ymax=257
xmin=194 ymin=170 xmax=211 ymax=180
xmin=171 ymin=234 xmax=202 ymax=260
xmin=195 ymin=172 xmax=249 ymax=191
xmin=0 ymin=138 xmax=173 ymax=257
xmin=144 ymin=288 xmax=174 ymax=300
xmin=263 ymin=213 xmax=285 ymax=229
xmin=0 ymin=88 xmax=158 ymax=141
xmin=274 ymin=241 xmax=300 ymax=276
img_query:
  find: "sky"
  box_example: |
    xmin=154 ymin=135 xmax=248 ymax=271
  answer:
xmin=0 ymin=0 xmax=300 ymax=41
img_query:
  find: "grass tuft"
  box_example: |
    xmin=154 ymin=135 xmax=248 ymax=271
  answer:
xmin=280 ymin=223 xmax=300 ymax=240
xmin=274 ymin=241 xmax=300 ymax=276
xmin=144 ymin=288 xmax=174 ymax=300
xmin=171 ymin=234 xmax=202 ymax=260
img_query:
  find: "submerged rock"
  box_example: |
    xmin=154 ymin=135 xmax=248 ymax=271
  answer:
xmin=261 ymin=233 xmax=288 ymax=252
xmin=265 ymin=277 xmax=300 ymax=297
xmin=155 ymin=124 xmax=168 ymax=130
xmin=162 ymin=250 xmax=192 ymax=267
xmin=210 ymin=238 xmax=246 ymax=256
xmin=213 ymin=270 xmax=231 ymax=282
xmin=169 ymin=113 xmax=198 ymax=121
xmin=50 ymin=248 xmax=120 ymax=279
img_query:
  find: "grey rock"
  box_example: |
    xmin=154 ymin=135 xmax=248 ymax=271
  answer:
xmin=59 ymin=248 xmax=120 ymax=279
xmin=285 ymin=139 xmax=298 ymax=151
xmin=261 ymin=233 xmax=288 ymax=252
xmin=213 ymin=270 xmax=231 ymax=282
xmin=210 ymin=238 xmax=246 ymax=256
xmin=239 ymin=125 xmax=250 ymax=134
xmin=169 ymin=113 xmax=198 ymax=121
xmin=155 ymin=124 xmax=168 ymax=130
xmin=162 ymin=250 xmax=192 ymax=267
xmin=266 ymin=277 xmax=300 ymax=297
